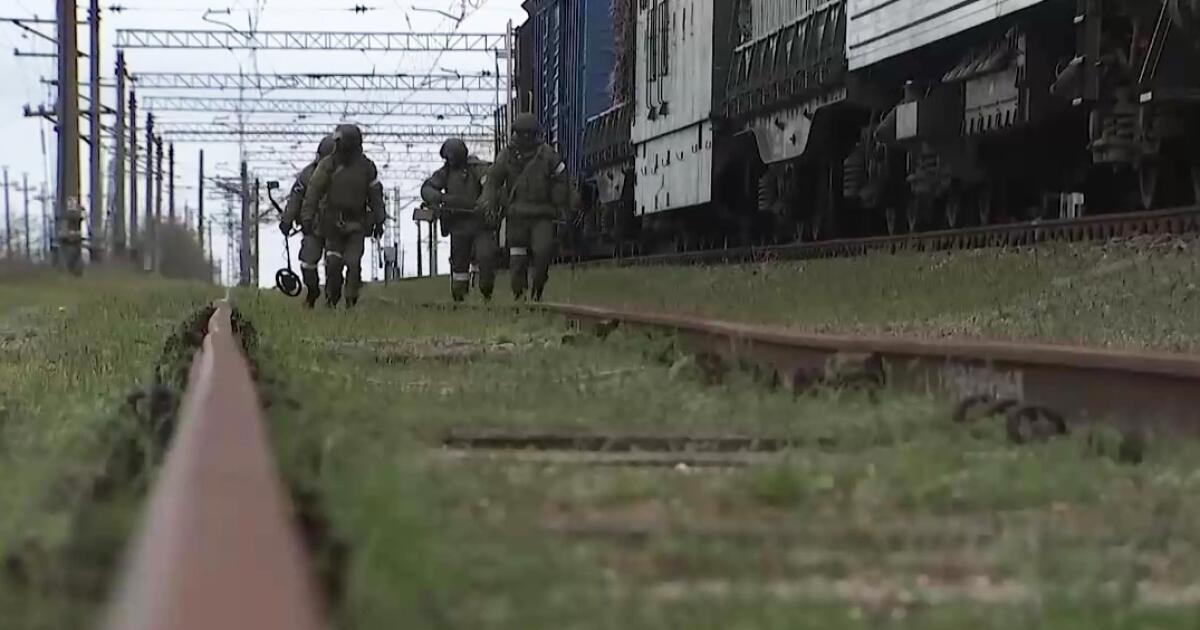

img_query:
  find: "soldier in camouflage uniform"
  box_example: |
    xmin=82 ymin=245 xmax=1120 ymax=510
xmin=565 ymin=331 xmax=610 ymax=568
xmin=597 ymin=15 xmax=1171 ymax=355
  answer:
xmin=279 ymin=135 xmax=335 ymax=308
xmin=420 ymin=138 xmax=497 ymax=302
xmin=479 ymin=113 xmax=572 ymax=301
xmin=300 ymin=124 xmax=387 ymax=309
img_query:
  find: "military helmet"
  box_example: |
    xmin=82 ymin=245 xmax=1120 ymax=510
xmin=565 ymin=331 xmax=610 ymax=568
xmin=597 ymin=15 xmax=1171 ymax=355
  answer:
xmin=440 ymin=137 xmax=468 ymax=164
xmin=334 ymin=123 xmax=364 ymax=154
xmin=512 ymin=113 xmax=540 ymax=134
xmin=317 ymin=134 xmax=336 ymax=158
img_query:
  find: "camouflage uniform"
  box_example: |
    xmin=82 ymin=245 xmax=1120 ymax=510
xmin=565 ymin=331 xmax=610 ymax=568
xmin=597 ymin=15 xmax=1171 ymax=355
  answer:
xmin=479 ymin=113 xmax=572 ymax=301
xmin=279 ymin=135 xmax=335 ymax=307
xmin=421 ymin=138 xmax=497 ymax=301
xmin=300 ymin=124 xmax=387 ymax=308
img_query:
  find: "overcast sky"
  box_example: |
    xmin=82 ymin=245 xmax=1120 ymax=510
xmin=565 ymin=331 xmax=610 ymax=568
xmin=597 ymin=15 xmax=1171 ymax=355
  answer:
xmin=0 ymin=0 xmax=526 ymax=286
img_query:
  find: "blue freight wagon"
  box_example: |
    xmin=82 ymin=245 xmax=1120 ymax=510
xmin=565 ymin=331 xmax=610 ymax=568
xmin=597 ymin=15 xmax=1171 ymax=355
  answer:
xmin=521 ymin=0 xmax=615 ymax=181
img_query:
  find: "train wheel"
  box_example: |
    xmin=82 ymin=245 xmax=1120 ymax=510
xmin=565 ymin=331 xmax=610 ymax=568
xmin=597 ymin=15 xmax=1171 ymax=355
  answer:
xmin=809 ymin=214 xmax=825 ymax=241
xmin=978 ymin=187 xmax=994 ymax=225
xmin=906 ymin=196 xmax=927 ymax=233
xmin=1191 ymin=163 xmax=1200 ymax=205
xmin=1138 ymin=161 xmax=1160 ymax=210
xmin=884 ymin=207 xmax=899 ymax=235
xmin=944 ymin=191 xmax=962 ymax=228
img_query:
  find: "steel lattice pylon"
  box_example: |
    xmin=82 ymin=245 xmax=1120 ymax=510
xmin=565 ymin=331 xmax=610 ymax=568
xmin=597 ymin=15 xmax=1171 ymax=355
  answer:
xmin=143 ymin=96 xmax=495 ymax=118
xmin=115 ymin=29 xmax=507 ymax=51
xmin=129 ymin=72 xmax=504 ymax=92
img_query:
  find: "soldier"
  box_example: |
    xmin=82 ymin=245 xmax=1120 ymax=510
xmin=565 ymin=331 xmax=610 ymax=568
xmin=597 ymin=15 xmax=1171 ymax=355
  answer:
xmin=479 ymin=112 xmax=572 ymax=301
xmin=279 ymin=134 xmax=335 ymax=308
xmin=300 ymin=123 xmax=387 ymax=309
xmin=420 ymin=137 xmax=497 ymax=302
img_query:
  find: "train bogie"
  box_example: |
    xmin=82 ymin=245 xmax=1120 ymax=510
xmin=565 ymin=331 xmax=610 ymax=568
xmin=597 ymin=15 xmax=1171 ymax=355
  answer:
xmin=542 ymin=0 xmax=1200 ymax=258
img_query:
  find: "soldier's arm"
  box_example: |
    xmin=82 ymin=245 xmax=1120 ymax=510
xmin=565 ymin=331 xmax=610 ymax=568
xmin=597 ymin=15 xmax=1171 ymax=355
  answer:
xmin=301 ymin=157 xmax=333 ymax=229
xmin=420 ymin=167 xmax=448 ymax=206
xmin=366 ymin=160 xmax=387 ymax=227
xmin=280 ymin=166 xmax=311 ymax=227
xmin=545 ymin=147 xmax=573 ymax=211
xmin=478 ymin=149 xmax=510 ymax=212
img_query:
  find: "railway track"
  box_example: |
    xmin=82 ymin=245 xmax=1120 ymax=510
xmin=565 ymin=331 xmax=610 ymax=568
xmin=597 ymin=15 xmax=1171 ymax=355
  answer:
xmin=93 ymin=295 xmax=1200 ymax=624
xmin=539 ymin=302 xmax=1200 ymax=439
xmin=103 ymin=300 xmax=324 ymax=630
xmin=570 ymin=205 xmax=1200 ymax=268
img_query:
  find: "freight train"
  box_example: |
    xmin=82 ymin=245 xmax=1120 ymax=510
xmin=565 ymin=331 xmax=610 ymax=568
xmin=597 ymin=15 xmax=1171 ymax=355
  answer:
xmin=499 ymin=0 xmax=1200 ymax=258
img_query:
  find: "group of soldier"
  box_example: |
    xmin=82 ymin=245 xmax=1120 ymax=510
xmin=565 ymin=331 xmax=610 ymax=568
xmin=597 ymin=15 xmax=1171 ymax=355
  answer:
xmin=278 ymin=113 xmax=570 ymax=309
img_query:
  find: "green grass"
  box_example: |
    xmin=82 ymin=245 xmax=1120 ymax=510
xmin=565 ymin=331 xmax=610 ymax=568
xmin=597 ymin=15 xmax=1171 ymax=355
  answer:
xmin=240 ymin=278 xmax=1200 ymax=629
xmin=0 ymin=271 xmax=216 ymax=628
xmin=533 ymin=239 xmax=1200 ymax=351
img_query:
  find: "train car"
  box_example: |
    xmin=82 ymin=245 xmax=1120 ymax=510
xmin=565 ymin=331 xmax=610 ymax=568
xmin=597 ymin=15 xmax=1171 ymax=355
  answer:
xmin=579 ymin=0 xmax=740 ymax=254
xmin=837 ymin=0 xmax=1200 ymax=233
xmin=551 ymin=0 xmax=1200 ymax=256
xmin=716 ymin=0 xmax=853 ymax=242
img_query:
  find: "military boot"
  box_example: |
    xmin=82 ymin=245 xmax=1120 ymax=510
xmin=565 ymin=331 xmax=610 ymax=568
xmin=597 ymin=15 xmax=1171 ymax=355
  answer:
xmin=304 ymin=286 xmax=321 ymax=309
xmin=531 ymin=285 xmax=545 ymax=302
xmin=345 ymin=295 xmax=359 ymax=309
xmin=326 ymin=292 xmax=341 ymax=309
xmin=451 ymin=280 xmax=469 ymax=303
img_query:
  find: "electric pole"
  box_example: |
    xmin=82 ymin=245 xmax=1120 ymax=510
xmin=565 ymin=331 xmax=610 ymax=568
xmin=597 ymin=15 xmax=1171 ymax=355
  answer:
xmin=56 ymin=0 xmax=83 ymax=273
xmin=198 ymin=150 xmax=205 ymax=256
xmin=113 ymin=52 xmax=127 ymax=256
xmin=154 ymin=134 xmax=163 ymax=270
xmin=428 ymin=221 xmax=436 ymax=276
xmin=240 ymin=161 xmax=250 ymax=286
xmin=416 ymin=215 xmax=423 ymax=277
xmin=144 ymin=112 xmax=154 ymax=268
xmin=129 ymin=90 xmax=139 ymax=260
xmin=88 ymin=0 xmax=103 ymax=263
xmin=168 ymin=143 xmax=175 ymax=223
xmin=23 ymin=173 xmax=31 ymax=260
xmin=38 ymin=184 xmax=50 ymax=261
xmin=3 ymin=168 xmax=11 ymax=260
xmin=253 ymin=178 xmax=261 ymax=286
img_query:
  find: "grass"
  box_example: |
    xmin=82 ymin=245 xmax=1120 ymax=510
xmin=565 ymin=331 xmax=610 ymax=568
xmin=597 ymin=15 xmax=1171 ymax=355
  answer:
xmin=0 ymin=270 xmax=216 ymax=628
xmin=239 ymin=276 xmax=1200 ymax=629
xmin=537 ymin=238 xmax=1200 ymax=351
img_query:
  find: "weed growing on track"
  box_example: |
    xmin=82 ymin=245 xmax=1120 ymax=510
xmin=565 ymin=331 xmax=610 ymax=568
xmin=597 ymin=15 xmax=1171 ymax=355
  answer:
xmin=0 ymin=272 xmax=216 ymax=628
xmin=547 ymin=238 xmax=1200 ymax=351
xmin=243 ymin=286 xmax=1200 ymax=629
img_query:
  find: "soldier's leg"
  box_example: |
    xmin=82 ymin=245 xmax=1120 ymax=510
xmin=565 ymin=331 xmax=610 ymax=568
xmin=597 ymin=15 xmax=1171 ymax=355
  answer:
xmin=507 ymin=218 xmax=533 ymax=299
xmin=297 ymin=234 xmax=324 ymax=307
xmin=448 ymin=230 xmax=472 ymax=302
xmin=529 ymin=218 xmax=557 ymax=301
xmin=343 ymin=232 xmax=367 ymax=307
xmin=472 ymin=226 xmax=498 ymax=300
xmin=324 ymin=233 xmax=346 ymax=307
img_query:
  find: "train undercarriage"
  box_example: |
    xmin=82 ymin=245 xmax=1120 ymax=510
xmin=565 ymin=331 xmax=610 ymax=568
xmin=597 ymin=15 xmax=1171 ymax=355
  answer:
xmin=566 ymin=0 xmax=1200 ymax=259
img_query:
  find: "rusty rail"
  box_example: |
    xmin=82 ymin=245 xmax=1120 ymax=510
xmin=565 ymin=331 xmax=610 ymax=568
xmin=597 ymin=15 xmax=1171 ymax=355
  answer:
xmin=104 ymin=301 xmax=324 ymax=630
xmin=541 ymin=302 xmax=1200 ymax=436
xmin=570 ymin=205 xmax=1200 ymax=268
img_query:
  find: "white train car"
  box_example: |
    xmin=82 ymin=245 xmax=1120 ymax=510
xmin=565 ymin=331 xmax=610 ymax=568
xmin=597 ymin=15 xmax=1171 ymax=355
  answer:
xmin=630 ymin=0 xmax=717 ymax=217
xmin=846 ymin=0 xmax=1047 ymax=70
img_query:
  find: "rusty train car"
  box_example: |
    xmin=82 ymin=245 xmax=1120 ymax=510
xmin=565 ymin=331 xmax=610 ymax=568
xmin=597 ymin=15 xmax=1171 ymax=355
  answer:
xmin=506 ymin=0 xmax=1200 ymax=257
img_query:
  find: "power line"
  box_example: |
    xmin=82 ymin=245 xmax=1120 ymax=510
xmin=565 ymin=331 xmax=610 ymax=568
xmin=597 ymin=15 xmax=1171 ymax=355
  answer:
xmin=142 ymin=96 xmax=495 ymax=118
xmin=129 ymin=71 xmax=503 ymax=91
xmin=115 ymin=29 xmax=506 ymax=51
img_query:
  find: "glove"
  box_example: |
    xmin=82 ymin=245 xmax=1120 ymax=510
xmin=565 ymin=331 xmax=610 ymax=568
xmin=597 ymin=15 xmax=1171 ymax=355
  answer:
xmin=279 ymin=220 xmax=292 ymax=235
xmin=371 ymin=223 xmax=385 ymax=239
